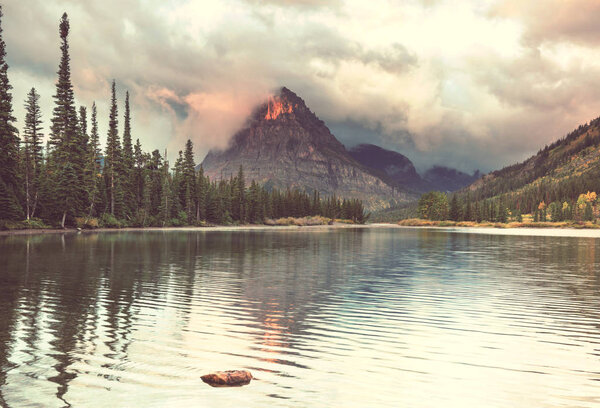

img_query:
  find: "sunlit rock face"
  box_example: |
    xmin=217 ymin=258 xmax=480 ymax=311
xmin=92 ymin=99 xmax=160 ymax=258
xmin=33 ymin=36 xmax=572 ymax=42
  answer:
xmin=201 ymin=87 xmax=414 ymax=210
xmin=264 ymin=95 xmax=294 ymax=120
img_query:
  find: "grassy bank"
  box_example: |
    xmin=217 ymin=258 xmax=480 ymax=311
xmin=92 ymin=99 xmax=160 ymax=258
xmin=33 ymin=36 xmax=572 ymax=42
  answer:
xmin=0 ymin=216 xmax=354 ymax=234
xmin=397 ymin=218 xmax=600 ymax=229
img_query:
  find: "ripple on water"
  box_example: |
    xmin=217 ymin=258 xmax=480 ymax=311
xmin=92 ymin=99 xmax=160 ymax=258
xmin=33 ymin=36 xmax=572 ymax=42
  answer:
xmin=0 ymin=228 xmax=599 ymax=407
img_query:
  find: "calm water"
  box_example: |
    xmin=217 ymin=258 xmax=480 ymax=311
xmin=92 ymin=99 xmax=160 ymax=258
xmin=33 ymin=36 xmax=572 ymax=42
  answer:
xmin=0 ymin=227 xmax=599 ymax=407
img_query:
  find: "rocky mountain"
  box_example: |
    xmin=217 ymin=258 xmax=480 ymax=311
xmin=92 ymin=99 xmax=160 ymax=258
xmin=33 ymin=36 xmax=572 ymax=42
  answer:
xmin=348 ymin=144 xmax=479 ymax=193
xmin=201 ymin=87 xmax=414 ymax=210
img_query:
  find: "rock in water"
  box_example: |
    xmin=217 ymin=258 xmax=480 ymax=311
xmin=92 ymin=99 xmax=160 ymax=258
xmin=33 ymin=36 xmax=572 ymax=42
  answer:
xmin=201 ymin=370 xmax=253 ymax=387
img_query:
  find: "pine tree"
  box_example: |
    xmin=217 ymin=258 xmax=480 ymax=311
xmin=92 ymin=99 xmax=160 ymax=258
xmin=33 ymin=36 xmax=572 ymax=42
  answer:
xmin=22 ymin=88 xmax=44 ymax=219
xmin=121 ymin=91 xmax=135 ymax=217
xmin=196 ymin=166 xmax=206 ymax=221
xmin=141 ymin=172 xmax=152 ymax=226
xmin=85 ymin=103 xmax=101 ymax=217
xmin=133 ymin=138 xmax=145 ymax=209
xmin=158 ymin=155 xmax=171 ymax=226
xmin=56 ymin=162 xmax=78 ymax=228
xmin=104 ymin=80 xmax=123 ymax=217
xmin=148 ymin=149 xmax=163 ymax=216
xmin=247 ymin=180 xmax=259 ymax=222
xmin=182 ymin=139 xmax=197 ymax=222
xmin=79 ymin=106 xmax=87 ymax=143
xmin=0 ymin=6 xmax=22 ymax=220
xmin=48 ymin=13 xmax=86 ymax=224
xmin=232 ymin=165 xmax=246 ymax=222
xmin=49 ymin=13 xmax=80 ymax=158
xmin=449 ymin=194 xmax=460 ymax=221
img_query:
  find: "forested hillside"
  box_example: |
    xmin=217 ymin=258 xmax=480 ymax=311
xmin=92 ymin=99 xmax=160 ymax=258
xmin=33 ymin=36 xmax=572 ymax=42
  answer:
xmin=448 ymin=117 xmax=600 ymax=222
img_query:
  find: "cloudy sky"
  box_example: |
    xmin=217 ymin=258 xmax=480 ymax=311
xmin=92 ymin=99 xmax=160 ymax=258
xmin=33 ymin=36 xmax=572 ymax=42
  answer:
xmin=4 ymin=0 xmax=600 ymax=173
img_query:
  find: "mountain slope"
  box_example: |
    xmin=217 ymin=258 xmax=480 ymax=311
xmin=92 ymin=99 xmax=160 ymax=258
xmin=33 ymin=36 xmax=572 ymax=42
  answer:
xmin=462 ymin=116 xmax=600 ymax=213
xmin=348 ymin=144 xmax=423 ymax=190
xmin=348 ymin=144 xmax=479 ymax=193
xmin=201 ymin=87 xmax=414 ymax=210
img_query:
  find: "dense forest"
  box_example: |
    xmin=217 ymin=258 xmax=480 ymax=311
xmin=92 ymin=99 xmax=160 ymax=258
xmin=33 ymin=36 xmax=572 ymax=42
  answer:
xmin=416 ymin=116 xmax=600 ymax=223
xmin=0 ymin=9 xmax=366 ymax=229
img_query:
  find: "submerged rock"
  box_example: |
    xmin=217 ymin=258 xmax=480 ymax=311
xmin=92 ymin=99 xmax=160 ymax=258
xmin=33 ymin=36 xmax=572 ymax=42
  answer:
xmin=201 ymin=370 xmax=253 ymax=387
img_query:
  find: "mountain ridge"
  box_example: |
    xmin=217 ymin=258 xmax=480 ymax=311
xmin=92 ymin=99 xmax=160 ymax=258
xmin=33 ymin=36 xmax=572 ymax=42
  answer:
xmin=348 ymin=143 xmax=480 ymax=193
xmin=201 ymin=87 xmax=415 ymax=210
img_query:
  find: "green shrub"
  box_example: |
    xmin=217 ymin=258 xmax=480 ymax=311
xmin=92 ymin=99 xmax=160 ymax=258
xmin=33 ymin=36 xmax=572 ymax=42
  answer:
xmin=22 ymin=217 xmax=50 ymax=229
xmin=99 ymin=213 xmax=121 ymax=228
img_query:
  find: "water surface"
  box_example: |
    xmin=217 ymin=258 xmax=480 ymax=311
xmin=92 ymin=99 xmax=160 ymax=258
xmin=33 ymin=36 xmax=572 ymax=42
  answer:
xmin=0 ymin=228 xmax=599 ymax=407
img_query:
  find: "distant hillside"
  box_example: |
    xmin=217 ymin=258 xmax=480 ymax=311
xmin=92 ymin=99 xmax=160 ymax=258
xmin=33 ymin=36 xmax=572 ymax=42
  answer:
xmin=200 ymin=87 xmax=415 ymax=210
xmin=348 ymin=144 xmax=423 ymax=190
xmin=423 ymin=166 xmax=480 ymax=192
xmin=457 ymin=116 xmax=600 ymax=218
xmin=348 ymin=144 xmax=479 ymax=193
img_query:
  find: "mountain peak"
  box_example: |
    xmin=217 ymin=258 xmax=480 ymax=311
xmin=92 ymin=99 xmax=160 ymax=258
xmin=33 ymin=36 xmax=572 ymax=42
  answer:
xmin=262 ymin=87 xmax=305 ymax=121
xmin=265 ymin=94 xmax=294 ymax=120
xmin=201 ymin=87 xmax=413 ymax=210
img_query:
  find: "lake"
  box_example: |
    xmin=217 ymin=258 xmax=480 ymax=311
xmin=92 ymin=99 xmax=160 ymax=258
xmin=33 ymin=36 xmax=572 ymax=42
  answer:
xmin=0 ymin=227 xmax=599 ymax=407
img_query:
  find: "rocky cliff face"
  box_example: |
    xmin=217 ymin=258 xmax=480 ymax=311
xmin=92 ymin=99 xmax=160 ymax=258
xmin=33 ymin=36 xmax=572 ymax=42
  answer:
xmin=201 ymin=87 xmax=413 ymax=210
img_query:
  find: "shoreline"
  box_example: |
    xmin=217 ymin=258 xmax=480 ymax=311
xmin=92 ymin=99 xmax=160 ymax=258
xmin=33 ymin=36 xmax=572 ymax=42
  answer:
xmin=0 ymin=222 xmax=374 ymax=236
xmin=3 ymin=222 xmax=600 ymax=238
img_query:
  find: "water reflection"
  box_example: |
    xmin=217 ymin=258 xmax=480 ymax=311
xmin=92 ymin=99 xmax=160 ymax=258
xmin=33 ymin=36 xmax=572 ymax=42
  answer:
xmin=0 ymin=228 xmax=599 ymax=407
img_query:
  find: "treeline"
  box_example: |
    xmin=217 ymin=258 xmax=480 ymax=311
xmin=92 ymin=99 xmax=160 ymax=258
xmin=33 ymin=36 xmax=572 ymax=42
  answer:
xmin=464 ymin=117 xmax=600 ymax=210
xmin=411 ymin=109 xmax=600 ymax=224
xmin=0 ymin=9 xmax=367 ymax=227
xmin=418 ymin=190 xmax=599 ymax=223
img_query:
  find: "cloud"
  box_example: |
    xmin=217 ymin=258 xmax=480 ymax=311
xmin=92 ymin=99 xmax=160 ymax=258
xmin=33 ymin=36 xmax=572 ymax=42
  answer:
xmin=2 ymin=0 xmax=600 ymax=173
xmin=490 ymin=0 xmax=600 ymax=47
xmin=243 ymin=0 xmax=341 ymax=9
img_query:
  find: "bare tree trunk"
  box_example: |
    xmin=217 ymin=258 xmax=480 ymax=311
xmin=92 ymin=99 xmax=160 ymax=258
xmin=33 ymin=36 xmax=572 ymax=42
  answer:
xmin=61 ymin=211 xmax=67 ymax=229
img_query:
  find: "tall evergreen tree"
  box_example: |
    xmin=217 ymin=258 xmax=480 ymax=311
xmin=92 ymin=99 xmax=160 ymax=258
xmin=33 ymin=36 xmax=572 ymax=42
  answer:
xmin=133 ymin=138 xmax=145 ymax=208
xmin=49 ymin=14 xmax=78 ymax=156
xmin=49 ymin=13 xmax=86 ymax=224
xmin=22 ymin=88 xmax=44 ymax=219
xmin=159 ymin=154 xmax=171 ymax=226
xmin=79 ymin=106 xmax=87 ymax=143
xmin=182 ymin=139 xmax=197 ymax=222
xmin=121 ymin=91 xmax=135 ymax=217
xmin=104 ymin=80 xmax=123 ymax=217
xmin=0 ymin=6 xmax=22 ymax=220
xmin=85 ymin=103 xmax=102 ymax=217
